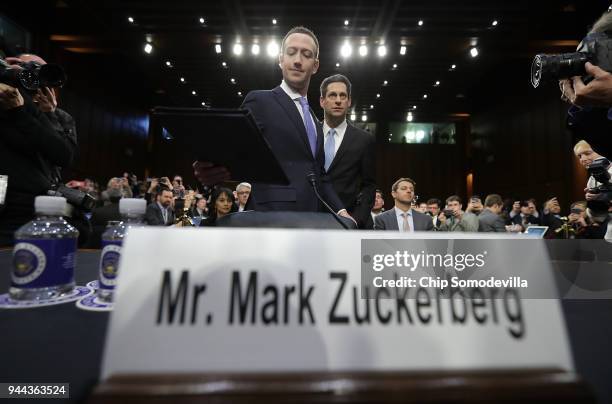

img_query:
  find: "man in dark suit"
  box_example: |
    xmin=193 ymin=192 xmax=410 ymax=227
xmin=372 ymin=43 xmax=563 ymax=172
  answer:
xmin=194 ymin=27 xmax=351 ymax=221
xmin=374 ymin=178 xmax=433 ymax=232
xmin=478 ymin=194 xmax=507 ymax=232
xmin=319 ymin=74 xmax=376 ymax=229
xmin=145 ymin=187 xmax=175 ymax=226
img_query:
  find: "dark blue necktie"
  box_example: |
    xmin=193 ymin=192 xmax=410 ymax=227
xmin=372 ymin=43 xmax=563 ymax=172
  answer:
xmin=298 ymin=97 xmax=317 ymax=157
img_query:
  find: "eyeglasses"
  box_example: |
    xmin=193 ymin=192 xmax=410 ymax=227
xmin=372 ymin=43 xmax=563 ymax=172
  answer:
xmin=237 ymin=191 xmax=250 ymax=195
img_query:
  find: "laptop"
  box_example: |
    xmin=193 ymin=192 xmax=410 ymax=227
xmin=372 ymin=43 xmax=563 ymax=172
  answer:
xmin=525 ymin=226 xmax=549 ymax=238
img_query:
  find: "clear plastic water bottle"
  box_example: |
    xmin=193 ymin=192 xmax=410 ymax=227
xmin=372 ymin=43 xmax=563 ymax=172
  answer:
xmin=10 ymin=196 xmax=79 ymax=300
xmin=97 ymin=198 xmax=146 ymax=303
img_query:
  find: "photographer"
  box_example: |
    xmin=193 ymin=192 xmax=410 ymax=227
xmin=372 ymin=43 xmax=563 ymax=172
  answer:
xmin=0 ymin=55 xmax=77 ymax=246
xmin=573 ymin=140 xmax=611 ymax=227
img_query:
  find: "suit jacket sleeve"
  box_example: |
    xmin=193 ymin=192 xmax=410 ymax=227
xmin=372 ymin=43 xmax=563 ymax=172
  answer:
xmin=374 ymin=214 xmax=386 ymax=230
xmin=352 ymin=133 xmax=377 ymax=227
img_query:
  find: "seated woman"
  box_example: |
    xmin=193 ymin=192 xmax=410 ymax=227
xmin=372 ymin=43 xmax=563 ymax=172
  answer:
xmin=200 ymin=187 xmax=236 ymax=226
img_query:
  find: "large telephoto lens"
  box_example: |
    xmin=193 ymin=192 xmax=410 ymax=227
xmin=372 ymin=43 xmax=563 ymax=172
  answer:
xmin=531 ymin=52 xmax=589 ymax=88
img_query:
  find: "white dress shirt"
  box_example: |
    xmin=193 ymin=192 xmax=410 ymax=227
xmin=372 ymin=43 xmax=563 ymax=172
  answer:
xmin=322 ymin=119 xmax=348 ymax=155
xmin=280 ymin=80 xmax=317 ymax=133
xmin=395 ymin=207 xmax=415 ymax=233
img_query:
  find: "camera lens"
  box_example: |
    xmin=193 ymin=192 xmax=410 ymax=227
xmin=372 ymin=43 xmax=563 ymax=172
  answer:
xmin=531 ymin=52 xmax=589 ymax=88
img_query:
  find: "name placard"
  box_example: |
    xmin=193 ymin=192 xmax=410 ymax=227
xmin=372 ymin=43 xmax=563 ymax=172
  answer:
xmin=101 ymin=229 xmax=573 ymax=379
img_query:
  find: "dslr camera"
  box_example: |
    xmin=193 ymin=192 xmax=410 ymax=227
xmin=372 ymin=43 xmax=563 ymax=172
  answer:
xmin=531 ymin=31 xmax=612 ymax=88
xmin=48 ymin=183 xmax=97 ymax=212
xmin=0 ymin=58 xmax=66 ymax=91
xmin=586 ymin=157 xmax=612 ymax=215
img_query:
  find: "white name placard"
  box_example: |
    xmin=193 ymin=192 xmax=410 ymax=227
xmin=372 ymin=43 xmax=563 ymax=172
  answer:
xmin=101 ymin=228 xmax=573 ymax=379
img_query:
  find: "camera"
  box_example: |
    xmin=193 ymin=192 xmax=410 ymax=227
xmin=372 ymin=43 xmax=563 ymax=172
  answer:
xmin=586 ymin=157 xmax=612 ymax=215
xmin=531 ymin=32 xmax=612 ymax=88
xmin=0 ymin=59 xmax=66 ymax=91
xmin=443 ymin=209 xmax=454 ymax=218
xmin=48 ymin=184 xmax=97 ymax=212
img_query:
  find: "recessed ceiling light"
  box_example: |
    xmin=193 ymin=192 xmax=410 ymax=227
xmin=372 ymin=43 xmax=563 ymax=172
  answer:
xmin=370 ymin=104 xmax=374 ymax=109
xmin=376 ymin=93 xmax=381 ymax=98
xmin=492 ymin=20 xmax=498 ymax=26
xmin=251 ymin=43 xmax=260 ymax=55
xmin=470 ymin=47 xmax=479 ymax=58
xmin=435 ymin=80 xmax=440 ymax=86
xmin=392 ymin=63 xmax=397 ymax=69
xmin=383 ymin=80 xmax=388 ymax=86
xmin=267 ymin=41 xmax=279 ymax=57
xmin=359 ymin=45 xmax=368 ymax=57
xmin=233 ymin=43 xmax=243 ymax=56
xmin=336 ymin=62 xmax=340 ymax=67
xmin=221 ymin=61 xmax=227 ymax=67
xmin=361 ymin=114 xmax=367 ymax=122
xmin=340 ymin=42 xmax=352 ymax=58
xmin=215 ymin=44 xmax=222 ymax=54
xmin=230 ymin=78 xmax=236 ymax=84
xmin=418 ymin=20 xmax=424 ymax=26
xmin=199 ymin=17 xmax=206 ymax=24
xmin=143 ymin=43 xmax=153 ymax=54
xmin=423 ymin=94 xmax=428 ymax=99
xmin=400 ymin=46 xmax=406 ymax=55
xmin=192 ymin=90 xmax=197 ymax=95
xmin=165 ymin=60 xmax=172 ymax=67
xmin=413 ymin=105 xmax=417 ymax=109
xmin=272 ymin=18 xmax=277 ymax=25
xmin=350 ymin=113 xmax=356 ymax=121
xmin=201 ymin=101 xmax=206 ymax=106
xmin=451 ymin=64 xmax=457 ymax=69
xmin=180 ymin=77 xmax=186 ymax=83
xmin=344 ymin=19 xmax=349 ymax=26
xmin=128 ymin=16 xmax=134 ymax=23
xmin=377 ymin=45 xmax=387 ymax=57
xmin=237 ymin=91 xmax=242 ymax=96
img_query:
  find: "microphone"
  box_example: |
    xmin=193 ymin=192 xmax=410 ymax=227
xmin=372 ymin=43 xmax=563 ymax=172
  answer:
xmin=307 ymin=173 xmax=350 ymax=230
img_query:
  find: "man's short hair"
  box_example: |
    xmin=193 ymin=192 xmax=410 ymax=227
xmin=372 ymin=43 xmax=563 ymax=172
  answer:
xmin=484 ymin=194 xmax=503 ymax=207
xmin=391 ymin=177 xmax=416 ymax=192
xmin=281 ymin=26 xmax=319 ymax=59
xmin=446 ymin=195 xmax=462 ymax=205
xmin=157 ymin=185 xmax=172 ymax=195
xmin=571 ymin=200 xmax=587 ymax=210
xmin=573 ymin=139 xmax=592 ymax=154
xmin=320 ymin=74 xmax=352 ymax=98
xmin=375 ymin=189 xmax=383 ymax=195
xmin=426 ymin=198 xmax=441 ymax=206
xmin=235 ymin=182 xmax=251 ymax=191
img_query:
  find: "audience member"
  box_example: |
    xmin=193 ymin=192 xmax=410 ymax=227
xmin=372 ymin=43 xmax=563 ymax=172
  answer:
xmin=145 ymin=186 xmax=175 ymax=226
xmin=374 ymin=178 xmax=433 ymax=232
xmin=438 ymin=195 xmax=479 ymax=232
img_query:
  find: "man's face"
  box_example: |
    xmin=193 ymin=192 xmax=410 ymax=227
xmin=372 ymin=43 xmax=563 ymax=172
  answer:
xmin=392 ymin=181 xmax=415 ymax=206
xmin=196 ymin=198 xmax=207 ymax=210
xmin=279 ymin=33 xmax=319 ymax=92
xmin=158 ymin=190 xmax=173 ymax=208
xmin=447 ymin=200 xmax=462 ymax=213
xmin=574 ymin=144 xmax=601 ymax=168
xmin=550 ymin=203 xmax=561 ymax=214
xmin=320 ymin=81 xmax=351 ymax=120
xmin=427 ymin=203 xmax=440 ymax=216
xmin=528 ymin=202 xmax=536 ymax=215
xmin=417 ymin=203 xmax=428 ymax=213
xmin=236 ymin=186 xmax=251 ymax=206
xmin=373 ymin=192 xmax=384 ymax=211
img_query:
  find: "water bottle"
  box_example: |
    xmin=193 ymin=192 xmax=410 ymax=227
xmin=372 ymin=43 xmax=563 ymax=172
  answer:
xmin=10 ymin=196 xmax=79 ymax=300
xmin=97 ymin=198 xmax=146 ymax=302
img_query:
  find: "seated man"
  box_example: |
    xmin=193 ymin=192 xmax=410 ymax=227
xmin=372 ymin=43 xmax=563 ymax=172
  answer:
xmin=145 ymin=186 xmax=175 ymax=226
xmin=374 ymin=178 xmax=433 ymax=232
xmin=478 ymin=194 xmax=507 ymax=232
xmin=510 ymin=200 xmax=541 ymax=231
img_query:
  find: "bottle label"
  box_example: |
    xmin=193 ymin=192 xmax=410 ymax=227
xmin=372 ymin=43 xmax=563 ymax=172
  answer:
xmin=99 ymin=241 xmax=122 ymax=290
xmin=11 ymin=239 xmax=77 ymax=288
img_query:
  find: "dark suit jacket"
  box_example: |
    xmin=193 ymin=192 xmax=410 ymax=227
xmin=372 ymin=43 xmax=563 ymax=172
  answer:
xmin=478 ymin=209 xmax=507 ymax=232
xmin=326 ymin=123 xmax=376 ymax=229
xmin=511 ymin=213 xmax=540 ymax=228
xmin=89 ymin=202 xmax=122 ymax=248
xmin=145 ymin=203 xmax=175 ymax=226
xmin=373 ymin=207 xmax=434 ymax=231
xmin=241 ymin=87 xmax=343 ymax=212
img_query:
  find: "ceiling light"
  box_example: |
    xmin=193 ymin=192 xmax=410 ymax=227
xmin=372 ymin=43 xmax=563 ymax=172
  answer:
xmin=336 ymin=62 xmax=340 ymax=67
xmin=230 ymin=78 xmax=236 ymax=84
xmin=128 ymin=17 xmax=134 ymax=23
xmin=272 ymin=18 xmax=277 ymax=25
xmin=340 ymin=41 xmax=352 ymax=58
xmin=451 ymin=64 xmax=456 ymax=70
xmin=423 ymin=94 xmax=428 ymax=99
xmin=376 ymin=93 xmax=381 ymax=98
xmin=180 ymin=77 xmax=186 ymax=83
xmin=237 ymin=91 xmax=242 ymax=96
xmin=199 ymin=17 xmax=206 ymax=24
xmin=251 ymin=44 xmax=260 ymax=55
xmin=413 ymin=105 xmax=417 ymax=109
xmin=470 ymin=47 xmax=479 ymax=58
xmin=358 ymin=45 xmax=368 ymax=57
xmin=201 ymin=101 xmax=206 ymax=106
xmin=350 ymin=113 xmax=356 ymax=121
xmin=221 ymin=61 xmax=227 ymax=67
xmin=215 ymin=44 xmax=222 ymax=54
xmin=165 ymin=60 xmax=172 ymax=67
xmin=233 ymin=43 xmax=243 ymax=56
xmin=392 ymin=63 xmax=397 ymax=69
xmin=361 ymin=114 xmax=367 ymax=122
xmin=407 ymin=113 xmax=413 ymax=122
xmin=370 ymin=104 xmax=374 ymax=109
xmin=344 ymin=19 xmax=349 ymax=26
xmin=492 ymin=20 xmax=498 ymax=26
xmin=266 ymin=41 xmax=279 ymax=57
xmin=143 ymin=43 xmax=153 ymax=54
xmin=418 ymin=20 xmax=424 ymax=26
xmin=191 ymin=90 xmax=197 ymax=95
xmin=377 ymin=45 xmax=387 ymax=57
xmin=383 ymin=80 xmax=388 ymax=86
xmin=435 ymin=80 xmax=440 ymax=86
xmin=400 ymin=46 xmax=406 ymax=55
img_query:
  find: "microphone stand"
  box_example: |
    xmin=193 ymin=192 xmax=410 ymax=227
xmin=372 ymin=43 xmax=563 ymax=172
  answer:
xmin=307 ymin=173 xmax=350 ymax=230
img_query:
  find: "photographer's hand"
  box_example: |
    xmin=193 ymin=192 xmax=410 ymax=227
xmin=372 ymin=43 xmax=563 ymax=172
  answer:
xmin=33 ymin=87 xmax=57 ymax=113
xmin=0 ymin=83 xmax=24 ymax=110
xmin=563 ymin=62 xmax=612 ymax=107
